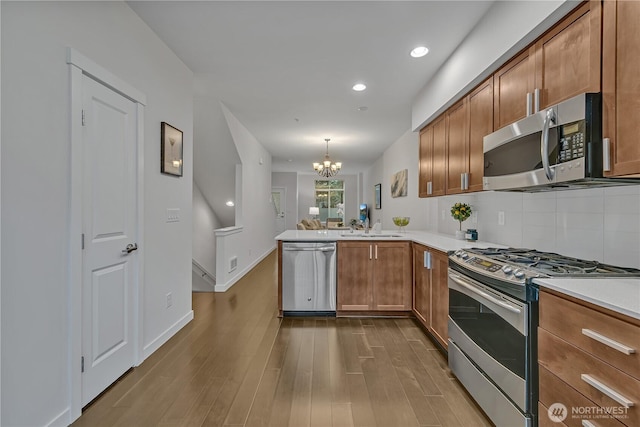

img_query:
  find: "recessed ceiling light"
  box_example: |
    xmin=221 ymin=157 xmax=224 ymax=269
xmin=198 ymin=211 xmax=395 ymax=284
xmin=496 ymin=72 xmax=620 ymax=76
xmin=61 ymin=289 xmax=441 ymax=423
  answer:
xmin=225 ymin=200 xmax=235 ymax=207
xmin=352 ymin=83 xmax=367 ymax=92
xmin=357 ymin=106 xmax=368 ymax=111
xmin=410 ymin=46 xmax=429 ymax=58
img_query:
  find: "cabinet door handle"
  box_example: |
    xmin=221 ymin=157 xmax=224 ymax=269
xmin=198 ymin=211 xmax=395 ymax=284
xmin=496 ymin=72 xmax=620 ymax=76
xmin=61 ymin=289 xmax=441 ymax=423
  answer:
xmin=526 ymin=92 xmax=533 ymax=116
xmin=424 ymin=251 xmax=432 ymax=269
xmin=581 ymin=328 xmax=636 ymax=355
xmin=534 ymin=88 xmax=541 ymax=113
xmin=369 ymin=244 xmax=372 ymax=260
xmin=460 ymin=173 xmax=465 ymax=190
xmin=603 ymin=138 xmax=611 ymax=172
xmin=427 ymin=181 xmax=432 ymax=195
xmin=374 ymin=245 xmax=378 ymax=260
xmin=580 ymin=374 xmax=635 ymax=408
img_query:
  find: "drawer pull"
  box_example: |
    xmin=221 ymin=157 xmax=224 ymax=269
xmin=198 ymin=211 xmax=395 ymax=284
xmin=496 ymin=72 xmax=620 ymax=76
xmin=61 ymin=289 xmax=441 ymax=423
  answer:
xmin=581 ymin=328 xmax=636 ymax=355
xmin=581 ymin=421 xmax=597 ymax=427
xmin=580 ymin=374 xmax=635 ymax=408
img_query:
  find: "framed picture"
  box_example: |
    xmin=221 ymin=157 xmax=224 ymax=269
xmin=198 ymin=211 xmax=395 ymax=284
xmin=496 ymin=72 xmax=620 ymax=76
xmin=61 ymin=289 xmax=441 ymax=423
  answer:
xmin=391 ymin=169 xmax=408 ymax=198
xmin=161 ymin=122 xmax=183 ymax=177
xmin=374 ymin=183 xmax=381 ymax=209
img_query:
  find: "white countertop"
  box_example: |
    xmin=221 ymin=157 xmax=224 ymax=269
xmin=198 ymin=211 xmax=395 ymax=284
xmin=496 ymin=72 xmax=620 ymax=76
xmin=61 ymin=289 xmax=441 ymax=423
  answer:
xmin=534 ymin=277 xmax=640 ymax=320
xmin=275 ymin=229 xmax=503 ymax=253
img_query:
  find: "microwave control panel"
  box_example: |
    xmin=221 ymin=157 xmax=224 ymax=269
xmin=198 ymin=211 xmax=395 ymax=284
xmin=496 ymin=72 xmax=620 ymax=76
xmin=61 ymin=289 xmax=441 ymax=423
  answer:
xmin=558 ymin=121 xmax=585 ymax=163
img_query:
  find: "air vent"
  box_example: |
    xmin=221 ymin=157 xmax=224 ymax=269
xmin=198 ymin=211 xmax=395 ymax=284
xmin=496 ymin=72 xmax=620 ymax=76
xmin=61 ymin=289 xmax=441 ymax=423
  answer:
xmin=229 ymin=256 xmax=238 ymax=273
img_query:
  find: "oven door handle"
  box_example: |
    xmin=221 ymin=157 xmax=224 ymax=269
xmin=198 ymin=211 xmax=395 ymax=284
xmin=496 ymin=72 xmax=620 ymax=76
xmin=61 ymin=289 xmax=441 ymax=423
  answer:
xmin=449 ymin=274 xmax=522 ymax=314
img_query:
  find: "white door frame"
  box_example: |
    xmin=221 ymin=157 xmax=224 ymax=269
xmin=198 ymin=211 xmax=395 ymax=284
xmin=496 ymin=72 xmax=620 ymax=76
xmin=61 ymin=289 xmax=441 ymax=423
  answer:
xmin=67 ymin=47 xmax=147 ymax=422
xmin=272 ymin=186 xmax=286 ymax=232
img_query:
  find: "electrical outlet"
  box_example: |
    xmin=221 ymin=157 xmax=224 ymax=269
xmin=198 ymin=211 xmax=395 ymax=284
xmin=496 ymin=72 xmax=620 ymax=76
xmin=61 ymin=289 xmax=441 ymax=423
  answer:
xmin=498 ymin=211 xmax=505 ymax=226
xmin=166 ymin=208 xmax=180 ymax=223
xmin=166 ymin=292 xmax=172 ymax=308
xmin=441 ymin=209 xmax=446 ymax=220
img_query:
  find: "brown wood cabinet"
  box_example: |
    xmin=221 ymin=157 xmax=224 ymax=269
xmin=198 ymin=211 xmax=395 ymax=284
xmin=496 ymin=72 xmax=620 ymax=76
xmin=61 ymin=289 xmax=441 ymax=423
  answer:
xmin=445 ymin=99 xmax=468 ymax=195
xmin=412 ymin=244 xmax=449 ymax=349
xmin=418 ymin=116 xmax=446 ymax=198
xmin=603 ymin=0 xmax=640 ymax=177
xmin=466 ymin=77 xmax=493 ymax=193
xmin=412 ymin=244 xmax=430 ymax=325
xmin=538 ymin=290 xmax=640 ymax=427
xmin=493 ymin=1 xmax=601 ymax=129
xmin=493 ymin=47 xmax=535 ymax=130
xmin=421 ymin=79 xmax=491 ymax=198
xmin=337 ymin=240 xmax=411 ymax=312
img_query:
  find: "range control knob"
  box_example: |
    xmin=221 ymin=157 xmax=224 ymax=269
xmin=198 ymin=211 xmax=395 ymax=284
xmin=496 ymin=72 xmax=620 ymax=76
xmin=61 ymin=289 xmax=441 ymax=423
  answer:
xmin=501 ymin=265 xmax=513 ymax=275
xmin=454 ymin=250 xmax=463 ymax=257
xmin=513 ymin=269 xmax=526 ymax=280
xmin=460 ymin=252 xmax=469 ymax=260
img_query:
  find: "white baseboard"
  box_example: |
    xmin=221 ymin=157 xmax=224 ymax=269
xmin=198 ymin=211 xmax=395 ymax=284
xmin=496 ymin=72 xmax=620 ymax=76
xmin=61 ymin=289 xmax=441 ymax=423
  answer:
xmin=214 ymin=245 xmax=276 ymax=292
xmin=46 ymin=407 xmax=71 ymax=427
xmin=141 ymin=310 xmax=194 ymax=361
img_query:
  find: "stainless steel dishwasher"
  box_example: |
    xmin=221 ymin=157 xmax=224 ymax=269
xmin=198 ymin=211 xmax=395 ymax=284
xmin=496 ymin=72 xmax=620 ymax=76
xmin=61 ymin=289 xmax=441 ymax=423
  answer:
xmin=282 ymin=242 xmax=336 ymax=314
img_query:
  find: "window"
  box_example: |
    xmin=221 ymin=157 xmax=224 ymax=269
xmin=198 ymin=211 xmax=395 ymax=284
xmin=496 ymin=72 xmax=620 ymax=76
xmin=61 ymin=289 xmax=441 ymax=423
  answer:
xmin=315 ymin=180 xmax=344 ymax=222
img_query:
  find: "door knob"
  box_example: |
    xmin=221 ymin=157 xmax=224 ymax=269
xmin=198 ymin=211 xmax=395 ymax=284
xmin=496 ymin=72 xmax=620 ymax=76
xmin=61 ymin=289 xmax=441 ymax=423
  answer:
xmin=122 ymin=243 xmax=138 ymax=254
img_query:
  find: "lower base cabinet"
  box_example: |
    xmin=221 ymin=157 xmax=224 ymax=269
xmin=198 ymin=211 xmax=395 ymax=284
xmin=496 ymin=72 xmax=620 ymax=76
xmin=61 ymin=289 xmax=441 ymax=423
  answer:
xmin=538 ymin=290 xmax=639 ymax=427
xmin=337 ymin=240 xmax=411 ymax=312
xmin=412 ymin=243 xmax=449 ymax=349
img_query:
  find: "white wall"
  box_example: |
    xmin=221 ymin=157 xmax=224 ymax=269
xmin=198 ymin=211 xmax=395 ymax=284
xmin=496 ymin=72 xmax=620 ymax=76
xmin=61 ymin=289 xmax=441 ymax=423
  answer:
xmin=1 ymin=2 xmax=193 ymax=425
xmin=412 ymin=0 xmax=575 ymax=130
xmin=297 ymin=174 xmax=359 ymax=223
xmin=214 ymin=104 xmax=276 ymax=291
xmin=193 ymin=96 xmax=240 ymax=228
xmin=193 ymin=182 xmax=221 ymax=278
xmin=272 ymin=172 xmax=299 ymax=231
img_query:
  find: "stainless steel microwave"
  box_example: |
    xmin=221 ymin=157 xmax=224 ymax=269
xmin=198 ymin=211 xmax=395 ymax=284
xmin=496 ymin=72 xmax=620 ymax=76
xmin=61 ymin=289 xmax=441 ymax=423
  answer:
xmin=483 ymin=93 xmax=637 ymax=191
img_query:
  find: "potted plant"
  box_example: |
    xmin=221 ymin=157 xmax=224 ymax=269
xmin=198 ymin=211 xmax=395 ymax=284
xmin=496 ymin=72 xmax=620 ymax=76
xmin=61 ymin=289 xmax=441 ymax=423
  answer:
xmin=451 ymin=202 xmax=472 ymax=239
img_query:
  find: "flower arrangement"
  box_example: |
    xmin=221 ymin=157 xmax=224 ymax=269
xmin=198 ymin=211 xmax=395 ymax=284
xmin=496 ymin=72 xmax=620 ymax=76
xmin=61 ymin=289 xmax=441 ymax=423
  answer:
xmin=451 ymin=202 xmax=472 ymax=230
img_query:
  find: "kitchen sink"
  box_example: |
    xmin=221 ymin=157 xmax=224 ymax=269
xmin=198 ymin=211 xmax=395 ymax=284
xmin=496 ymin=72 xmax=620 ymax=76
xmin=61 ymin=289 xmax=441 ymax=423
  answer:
xmin=339 ymin=233 xmax=403 ymax=238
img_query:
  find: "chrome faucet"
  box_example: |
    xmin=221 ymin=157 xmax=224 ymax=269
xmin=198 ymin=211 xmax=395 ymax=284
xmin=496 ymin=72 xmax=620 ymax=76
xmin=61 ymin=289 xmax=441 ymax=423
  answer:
xmin=363 ymin=218 xmax=370 ymax=234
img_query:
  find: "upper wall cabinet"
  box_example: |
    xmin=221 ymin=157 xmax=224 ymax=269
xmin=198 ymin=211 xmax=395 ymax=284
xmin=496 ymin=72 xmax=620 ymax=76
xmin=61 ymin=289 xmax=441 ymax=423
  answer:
xmin=421 ymin=78 xmax=492 ymax=197
xmin=493 ymin=1 xmax=601 ymax=130
xmin=534 ymin=0 xmax=601 ymax=109
xmin=493 ymin=48 xmax=535 ymax=130
xmin=466 ymin=77 xmax=493 ymax=193
xmin=445 ymin=98 xmax=468 ymax=194
xmin=602 ymin=0 xmax=640 ymax=177
xmin=419 ymin=116 xmax=446 ymax=197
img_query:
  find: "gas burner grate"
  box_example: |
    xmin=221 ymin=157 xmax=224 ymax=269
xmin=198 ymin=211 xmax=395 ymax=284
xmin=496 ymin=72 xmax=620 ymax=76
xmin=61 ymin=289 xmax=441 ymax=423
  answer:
xmin=464 ymin=247 xmax=640 ymax=277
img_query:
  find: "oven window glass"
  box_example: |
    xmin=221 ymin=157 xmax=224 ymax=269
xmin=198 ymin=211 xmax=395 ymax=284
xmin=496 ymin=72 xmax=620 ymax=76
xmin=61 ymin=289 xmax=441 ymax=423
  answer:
xmin=449 ymin=288 xmax=526 ymax=378
xmin=484 ymin=128 xmax=558 ymax=177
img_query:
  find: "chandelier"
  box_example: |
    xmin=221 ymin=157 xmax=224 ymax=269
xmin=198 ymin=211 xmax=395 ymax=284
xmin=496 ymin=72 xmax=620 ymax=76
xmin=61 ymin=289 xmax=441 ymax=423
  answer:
xmin=313 ymin=138 xmax=342 ymax=177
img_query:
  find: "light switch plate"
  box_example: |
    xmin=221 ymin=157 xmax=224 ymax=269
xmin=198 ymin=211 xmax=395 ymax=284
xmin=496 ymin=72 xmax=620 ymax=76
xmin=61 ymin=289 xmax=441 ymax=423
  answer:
xmin=167 ymin=208 xmax=180 ymax=223
xmin=498 ymin=211 xmax=505 ymax=226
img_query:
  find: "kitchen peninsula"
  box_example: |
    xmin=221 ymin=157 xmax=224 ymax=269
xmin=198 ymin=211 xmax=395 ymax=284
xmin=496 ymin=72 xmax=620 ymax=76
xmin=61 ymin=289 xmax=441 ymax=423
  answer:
xmin=275 ymin=228 xmax=498 ymax=348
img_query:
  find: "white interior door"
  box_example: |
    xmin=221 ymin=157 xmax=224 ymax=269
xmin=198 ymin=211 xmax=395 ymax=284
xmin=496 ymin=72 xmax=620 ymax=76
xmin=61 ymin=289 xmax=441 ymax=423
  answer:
xmin=81 ymin=75 xmax=137 ymax=406
xmin=272 ymin=187 xmax=286 ymax=233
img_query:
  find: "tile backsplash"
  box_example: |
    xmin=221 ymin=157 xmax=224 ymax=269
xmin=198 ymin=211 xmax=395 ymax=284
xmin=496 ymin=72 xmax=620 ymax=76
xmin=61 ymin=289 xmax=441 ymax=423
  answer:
xmin=433 ymin=185 xmax=640 ymax=269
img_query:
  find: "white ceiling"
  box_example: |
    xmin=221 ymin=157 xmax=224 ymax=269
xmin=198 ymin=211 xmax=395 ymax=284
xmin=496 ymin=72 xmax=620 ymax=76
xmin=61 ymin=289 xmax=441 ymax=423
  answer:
xmin=128 ymin=1 xmax=495 ymax=175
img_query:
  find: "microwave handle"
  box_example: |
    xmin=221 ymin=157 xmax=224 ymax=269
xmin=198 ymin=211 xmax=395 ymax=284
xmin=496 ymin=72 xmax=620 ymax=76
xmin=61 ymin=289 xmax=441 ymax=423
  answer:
xmin=541 ymin=108 xmax=556 ymax=181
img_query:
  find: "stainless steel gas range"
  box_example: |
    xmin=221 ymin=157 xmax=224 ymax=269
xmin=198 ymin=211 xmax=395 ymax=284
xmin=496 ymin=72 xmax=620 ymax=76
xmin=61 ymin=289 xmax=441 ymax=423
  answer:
xmin=447 ymin=248 xmax=640 ymax=427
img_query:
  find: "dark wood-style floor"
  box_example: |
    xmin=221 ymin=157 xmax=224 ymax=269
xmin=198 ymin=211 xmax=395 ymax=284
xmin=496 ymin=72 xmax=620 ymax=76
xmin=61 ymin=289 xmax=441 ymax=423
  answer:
xmin=73 ymin=250 xmax=491 ymax=426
